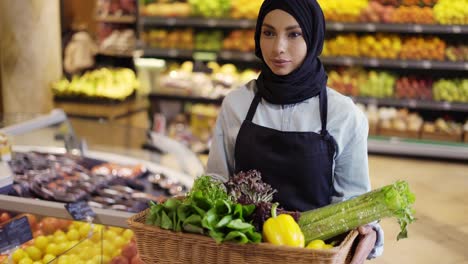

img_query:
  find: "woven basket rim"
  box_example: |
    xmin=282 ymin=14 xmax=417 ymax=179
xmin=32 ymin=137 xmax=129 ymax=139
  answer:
xmin=127 ymin=208 xmax=359 ymax=253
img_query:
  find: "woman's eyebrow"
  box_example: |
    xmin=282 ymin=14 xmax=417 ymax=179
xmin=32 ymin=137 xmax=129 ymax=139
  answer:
xmin=262 ymin=23 xmax=301 ymax=31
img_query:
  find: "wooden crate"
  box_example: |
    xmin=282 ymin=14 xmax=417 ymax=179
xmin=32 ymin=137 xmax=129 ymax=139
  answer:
xmin=379 ymin=127 xmax=420 ymax=139
xmin=54 ymin=98 xmax=149 ymax=122
xmin=421 ymin=131 xmax=463 ymax=142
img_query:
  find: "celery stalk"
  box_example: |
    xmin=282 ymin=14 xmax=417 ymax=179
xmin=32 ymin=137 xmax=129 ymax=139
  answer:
xmin=298 ymin=180 xmax=416 ymax=243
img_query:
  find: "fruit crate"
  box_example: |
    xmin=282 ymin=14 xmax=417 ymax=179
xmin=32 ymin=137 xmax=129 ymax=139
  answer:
xmin=378 ymin=127 xmax=421 ymax=139
xmin=127 ymin=209 xmax=359 ymax=264
xmin=421 ymin=131 xmax=463 ymax=142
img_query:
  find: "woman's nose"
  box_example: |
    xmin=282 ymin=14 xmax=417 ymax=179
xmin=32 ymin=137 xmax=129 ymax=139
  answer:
xmin=273 ymin=36 xmax=286 ymax=54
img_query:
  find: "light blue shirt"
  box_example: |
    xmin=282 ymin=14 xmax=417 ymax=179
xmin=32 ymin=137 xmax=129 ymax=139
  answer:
xmin=206 ymin=80 xmax=383 ymax=258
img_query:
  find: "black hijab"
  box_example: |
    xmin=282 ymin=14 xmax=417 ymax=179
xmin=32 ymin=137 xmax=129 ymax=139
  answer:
xmin=255 ymin=0 xmax=328 ymax=105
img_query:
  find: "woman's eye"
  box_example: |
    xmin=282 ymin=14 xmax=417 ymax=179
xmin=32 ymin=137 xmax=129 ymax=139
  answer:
xmin=289 ymin=32 xmax=302 ymax=38
xmin=263 ymin=30 xmax=274 ymax=37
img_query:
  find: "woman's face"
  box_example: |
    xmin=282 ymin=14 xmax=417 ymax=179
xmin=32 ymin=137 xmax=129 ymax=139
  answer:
xmin=260 ymin=9 xmax=307 ymax=76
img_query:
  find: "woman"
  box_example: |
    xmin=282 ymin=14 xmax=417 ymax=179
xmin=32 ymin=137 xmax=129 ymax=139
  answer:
xmin=206 ymin=0 xmax=383 ymax=262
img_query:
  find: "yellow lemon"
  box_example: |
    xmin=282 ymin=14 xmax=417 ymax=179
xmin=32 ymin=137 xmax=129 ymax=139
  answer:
xmin=306 ymin=239 xmax=326 ymax=249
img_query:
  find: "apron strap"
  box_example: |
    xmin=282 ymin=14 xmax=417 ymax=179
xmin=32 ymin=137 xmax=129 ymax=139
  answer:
xmin=246 ymin=93 xmax=262 ymax=122
xmin=319 ymin=88 xmax=328 ymax=136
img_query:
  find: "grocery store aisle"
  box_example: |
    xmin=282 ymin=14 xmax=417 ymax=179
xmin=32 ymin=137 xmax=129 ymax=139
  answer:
xmin=367 ymin=155 xmax=468 ymax=264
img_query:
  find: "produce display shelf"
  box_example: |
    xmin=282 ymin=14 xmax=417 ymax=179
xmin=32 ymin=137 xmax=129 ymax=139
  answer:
xmin=149 ymin=93 xmax=224 ymax=105
xmin=141 ymin=48 xmax=260 ymax=62
xmin=98 ymin=49 xmax=134 ymax=58
xmin=140 ymin=16 xmax=468 ymax=35
xmin=141 ymin=48 xmax=468 ymax=70
xmin=95 ymin=15 xmax=137 ymax=24
xmin=141 ymin=16 xmax=256 ymax=29
xmin=368 ymin=136 xmax=468 ymax=161
xmin=326 ymin=22 xmax=468 ymax=34
xmin=321 ymin=57 xmax=468 ymax=71
xmin=0 ymin=195 xmax=133 ymax=228
xmin=353 ymin=97 xmax=468 ymax=112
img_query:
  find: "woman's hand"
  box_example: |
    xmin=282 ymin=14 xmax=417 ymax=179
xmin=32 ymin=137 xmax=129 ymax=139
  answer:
xmin=350 ymin=225 xmax=377 ymax=264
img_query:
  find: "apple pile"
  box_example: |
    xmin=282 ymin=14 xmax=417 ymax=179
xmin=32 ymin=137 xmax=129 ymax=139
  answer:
xmin=360 ymin=71 xmax=396 ymax=98
xmin=360 ymin=1 xmax=395 ymax=23
xmin=400 ymin=36 xmax=446 ymax=61
xmin=189 ymin=0 xmax=231 ymax=18
xmin=230 ymin=0 xmax=262 ymax=19
xmin=433 ymin=79 xmax=468 ymax=102
xmin=446 ymin=44 xmax=468 ymax=62
xmin=195 ymin=30 xmax=224 ymax=51
xmin=328 ymin=68 xmax=366 ymax=96
xmin=143 ymin=29 xmax=194 ymax=50
xmin=395 ymin=76 xmax=433 ymax=100
xmin=223 ymin=30 xmax=255 ymax=52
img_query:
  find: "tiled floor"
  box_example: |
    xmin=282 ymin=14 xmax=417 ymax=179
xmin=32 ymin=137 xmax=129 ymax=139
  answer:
xmin=367 ymin=155 xmax=468 ymax=264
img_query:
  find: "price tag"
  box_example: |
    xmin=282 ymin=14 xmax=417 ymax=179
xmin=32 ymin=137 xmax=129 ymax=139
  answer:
xmin=0 ymin=216 xmax=33 ymax=254
xmin=422 ymin=61 xmax=432 ymax=69
xmin=166 ymin=18 xmax=176 ymax=26
xmin=413 ymin=25 xmax=423 ymax=33
xmin=65 ymin=201 xmax=96 ymax=221
xmin=332 ymin=23 xmax=344 ymax=31
xmin=168 ymin=49 xmax=179 ymax=57
xmin=242 ymin=53 xmax=255 ymax=61
xmin=221 ymin=51 xmax=233 ymax=59
xmin=452 ymin=26 xmax=462 ymax=33
xmin=400 ymin=61 xmax=408 ymax=68
xmin=408 ymin=99 xmax=417 ymax=108
xmin=193 ymin=52 xmax=217 ymax=61
xmin=464 ymin=63 xmax=468 ymax=70
xmin=368 ymin=98 xmax=378 ymax=106
xmin=240 ymin=19 xmax=252 ymax=28
xmin=206 ymin=19 xmax=218 ymax=27
xmin=442 ymin=102 xmax=451 ymax=110
xmin=365 ymin=23 xmax=376 ymax=32
xmin=369 ymin=58 xmax=379 ymax=67
xmin=343 ymin=57 xmax=353 ymax=66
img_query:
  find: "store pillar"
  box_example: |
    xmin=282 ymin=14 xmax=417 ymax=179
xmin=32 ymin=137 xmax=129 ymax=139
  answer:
xmin=0 ymin=0 xmax=62 ymax=113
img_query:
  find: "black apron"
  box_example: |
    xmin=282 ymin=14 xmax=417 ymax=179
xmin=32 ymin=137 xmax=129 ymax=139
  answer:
xmin=234 ymin=88 xmax=336 ymax=211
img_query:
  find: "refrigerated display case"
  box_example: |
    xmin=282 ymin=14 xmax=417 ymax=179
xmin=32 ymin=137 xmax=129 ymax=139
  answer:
xmin=0 ymin=110 xmax=202 ymax=263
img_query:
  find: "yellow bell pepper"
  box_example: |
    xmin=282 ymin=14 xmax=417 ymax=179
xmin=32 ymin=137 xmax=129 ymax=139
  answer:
xmin=262 ymin=203 xmax=305 ymax=247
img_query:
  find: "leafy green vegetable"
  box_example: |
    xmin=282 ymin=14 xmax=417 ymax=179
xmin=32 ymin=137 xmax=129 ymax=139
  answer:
xmin=188 ymin=175 xmax=229 ymax=204
xmin=298 ymin=180 xmax=416 ymax=243
xmin=146 ymin=175 xmax=262 ymax=244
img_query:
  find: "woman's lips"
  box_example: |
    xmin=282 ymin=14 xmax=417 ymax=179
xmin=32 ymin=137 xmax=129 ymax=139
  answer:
xmin=271 ymin=59 xmax=291 ymax=67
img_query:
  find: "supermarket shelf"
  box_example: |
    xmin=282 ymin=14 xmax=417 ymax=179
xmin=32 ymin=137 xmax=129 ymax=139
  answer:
xmin=141 ymin=49 xmax=467 ymax=70
xmin=141 ymin=16 xmax=255 ymax=28
xmin=327 ymin=22 xmax=468 ymax=34
xmin=96 ymin=15 xmax=136 ymax=24
xmin=149 ymin=93 xmax=223 ymax=105
xmin=98 ymin=49 xmax=134 ymax=58
xmin=0 ymin=195 xmax=133 ymax=228
xmin=353 ymin=97 xmax=468 ymax=112
xmin=321 ymin=57 xmax=468 ymax=71
xmin=368 ymin=137 xmax=468 ymax=160
xmin=140 ymin=16 xmax=468 ymax=35
xmin=141 ymin=48 xmax=259 ymax=62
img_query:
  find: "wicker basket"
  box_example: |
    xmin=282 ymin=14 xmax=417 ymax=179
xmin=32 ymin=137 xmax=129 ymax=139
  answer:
xmin=127 ymin=209 xmax=359 ymax=264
